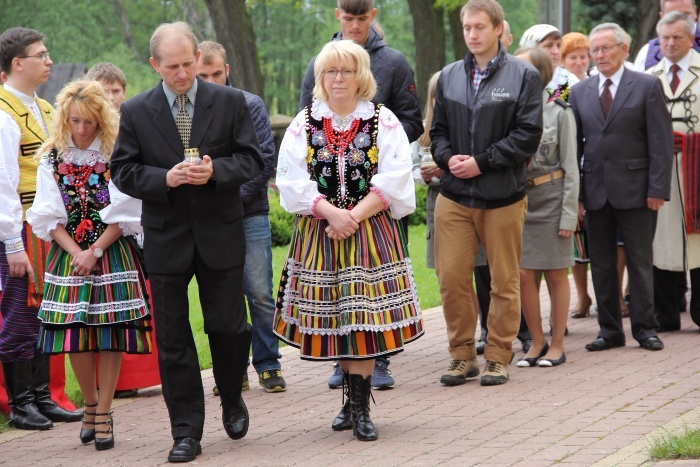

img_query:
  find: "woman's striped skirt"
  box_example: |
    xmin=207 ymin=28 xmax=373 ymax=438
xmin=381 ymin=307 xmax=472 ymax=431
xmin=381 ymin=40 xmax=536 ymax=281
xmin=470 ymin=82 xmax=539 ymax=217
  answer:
xmin=37 ymin=237 xmax=152 ymax=354
xmin=274 ymin=211 xmax=424 ymax=360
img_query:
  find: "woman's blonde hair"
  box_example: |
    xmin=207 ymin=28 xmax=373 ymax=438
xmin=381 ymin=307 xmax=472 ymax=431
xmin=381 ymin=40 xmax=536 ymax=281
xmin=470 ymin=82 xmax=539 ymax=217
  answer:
xmin=37 ymin=79 xmax=119 ymax=160
xmin=418 ymin=71 xmax=441 ymax=148
xmin=313 ymin=40 xmax=377 ymax=103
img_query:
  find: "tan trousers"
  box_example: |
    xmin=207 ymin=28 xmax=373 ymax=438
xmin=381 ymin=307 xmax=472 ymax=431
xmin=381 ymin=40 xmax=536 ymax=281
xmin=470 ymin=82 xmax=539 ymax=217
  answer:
xmin=434 ymin=194 xmax=527 ymax=365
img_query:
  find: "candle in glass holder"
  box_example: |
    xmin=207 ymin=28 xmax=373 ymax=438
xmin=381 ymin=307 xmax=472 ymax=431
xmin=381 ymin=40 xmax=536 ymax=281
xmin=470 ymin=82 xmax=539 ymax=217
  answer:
xmin=184 ymin=148 xmax=202 ymax=166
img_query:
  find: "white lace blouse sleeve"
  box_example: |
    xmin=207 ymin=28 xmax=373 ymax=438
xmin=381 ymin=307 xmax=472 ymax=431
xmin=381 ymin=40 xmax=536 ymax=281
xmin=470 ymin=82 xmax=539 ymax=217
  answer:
xmin=99 ymin=180 xmax=143 ymax=236
xmin=372 ymin=106 xmax=416 ymax=220
xmin=26 ymin=156 xmax=67 ymax=242
xmin=275 ymin=110 xmax=321 ymax=216
xmin=0 ymin=114 xmax=22 ymax=242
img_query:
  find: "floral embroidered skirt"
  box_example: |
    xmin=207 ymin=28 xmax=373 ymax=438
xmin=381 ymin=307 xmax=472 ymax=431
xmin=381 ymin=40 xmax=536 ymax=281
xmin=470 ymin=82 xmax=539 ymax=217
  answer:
xmin=274 ymin=210 xmax=424 ymax=360
xmin=37 ymin=237 xmax=152 ymax=354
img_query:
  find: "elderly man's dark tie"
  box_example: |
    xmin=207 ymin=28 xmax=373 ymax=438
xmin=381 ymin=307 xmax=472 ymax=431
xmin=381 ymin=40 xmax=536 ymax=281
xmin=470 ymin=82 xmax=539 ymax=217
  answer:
xmin=175 ymin=94 xmax=192 ymax=148
xmin=601 ymin=79 xmax=613 ymax=118
xmin=670 ymin=64 xmax=681 ymax=94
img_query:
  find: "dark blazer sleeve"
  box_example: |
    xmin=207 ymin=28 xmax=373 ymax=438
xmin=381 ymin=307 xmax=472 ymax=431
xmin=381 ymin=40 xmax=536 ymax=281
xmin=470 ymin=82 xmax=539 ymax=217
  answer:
xmin=568 ymin=87 xmax=586 ymax=202
xmin=645 ymin=77 xmax=674 ymax=200
xmin=111 ymin=103 xmax=170 ymax=205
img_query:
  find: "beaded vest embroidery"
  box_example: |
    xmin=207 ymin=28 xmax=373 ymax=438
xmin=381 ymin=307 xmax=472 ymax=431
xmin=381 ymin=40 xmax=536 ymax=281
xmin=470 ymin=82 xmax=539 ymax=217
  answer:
xmin=49 ymin=148 xmax=111 ymax=245
xmin=305 ymin=104 xmax=381 ymax=210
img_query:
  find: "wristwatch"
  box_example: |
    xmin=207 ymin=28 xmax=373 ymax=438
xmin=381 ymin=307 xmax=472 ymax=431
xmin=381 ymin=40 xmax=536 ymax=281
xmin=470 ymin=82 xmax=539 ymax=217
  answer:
xmin=89 ymin=244 xmax=104 ymax=258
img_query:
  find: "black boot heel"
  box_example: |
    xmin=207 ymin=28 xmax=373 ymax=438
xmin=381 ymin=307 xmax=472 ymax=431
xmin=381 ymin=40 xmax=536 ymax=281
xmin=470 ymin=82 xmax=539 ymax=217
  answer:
xmin=94 ymin=412 xmax=114 ymax=451
xmin=348 ymin=374 xmax=378 ymax=441
xmin=331 ymin=371 xmax=351 ymax=431
xmin=79 ymin=402 xmax=98 ymax=444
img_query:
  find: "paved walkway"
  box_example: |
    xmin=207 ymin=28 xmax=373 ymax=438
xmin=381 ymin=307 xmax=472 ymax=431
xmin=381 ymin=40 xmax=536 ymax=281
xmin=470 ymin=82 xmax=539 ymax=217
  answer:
xmin=1 ymin=276 xmax=699 ymax=466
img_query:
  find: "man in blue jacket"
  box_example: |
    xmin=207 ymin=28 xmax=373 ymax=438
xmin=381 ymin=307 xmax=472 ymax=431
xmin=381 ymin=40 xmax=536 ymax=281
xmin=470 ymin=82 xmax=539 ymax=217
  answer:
xmin=197 ymin=41 xmax=285 ymax=393
xmin=299 ymin=0 xmax=423 ymax=392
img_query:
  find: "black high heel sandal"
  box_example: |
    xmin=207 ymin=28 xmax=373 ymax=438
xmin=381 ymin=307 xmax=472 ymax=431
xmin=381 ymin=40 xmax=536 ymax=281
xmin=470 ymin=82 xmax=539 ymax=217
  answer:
xmin=93 ymin=411 xmax=114 ymax=451
xmin=79 ymin=402 xmax=98 ymax=444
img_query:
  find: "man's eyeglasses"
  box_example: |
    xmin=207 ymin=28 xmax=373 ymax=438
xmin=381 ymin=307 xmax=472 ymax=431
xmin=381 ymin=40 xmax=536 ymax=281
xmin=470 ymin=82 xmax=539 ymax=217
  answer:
xmin=590 ymin=44 xmax=621 ymax=56
xmin=324 ymin=69 xmax=356 ymax=78
xmin=17 ymin=52 xmax=50 ymax=62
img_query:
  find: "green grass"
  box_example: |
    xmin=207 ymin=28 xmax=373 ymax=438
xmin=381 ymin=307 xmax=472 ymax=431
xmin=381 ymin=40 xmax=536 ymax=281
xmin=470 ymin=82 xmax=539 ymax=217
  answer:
xmin=648 ymin=427 xmax=700 ymax=460
xmin=1 ymin=223 xmax=440 ymax=430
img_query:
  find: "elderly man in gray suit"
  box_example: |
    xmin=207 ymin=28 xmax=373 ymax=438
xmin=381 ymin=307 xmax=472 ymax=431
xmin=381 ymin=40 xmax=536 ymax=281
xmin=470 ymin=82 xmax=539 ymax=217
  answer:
xmin=569 ymin=22 xmax=674 ymax=352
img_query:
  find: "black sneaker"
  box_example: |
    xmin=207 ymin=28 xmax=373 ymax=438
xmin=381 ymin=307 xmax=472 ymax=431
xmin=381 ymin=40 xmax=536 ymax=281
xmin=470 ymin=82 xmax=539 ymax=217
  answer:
xmin=259 ymin=369 xmax=286 ymax=393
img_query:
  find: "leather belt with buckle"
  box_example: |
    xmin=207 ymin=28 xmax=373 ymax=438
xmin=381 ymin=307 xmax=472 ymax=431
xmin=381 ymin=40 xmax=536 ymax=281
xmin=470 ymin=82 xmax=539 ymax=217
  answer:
xmin=526 ymin=169 xmax=564 ymax=188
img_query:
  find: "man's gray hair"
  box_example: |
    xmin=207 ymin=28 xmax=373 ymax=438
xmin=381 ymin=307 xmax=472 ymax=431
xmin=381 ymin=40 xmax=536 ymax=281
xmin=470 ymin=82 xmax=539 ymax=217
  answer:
xmin=657 ymin=10 xmax=695 ymax=36
xmin=590 ymin=23 xmax=629 ymax=45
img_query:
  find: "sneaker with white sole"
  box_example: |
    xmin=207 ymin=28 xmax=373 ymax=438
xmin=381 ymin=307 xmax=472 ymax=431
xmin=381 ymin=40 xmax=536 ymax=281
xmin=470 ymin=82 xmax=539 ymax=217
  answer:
xmin=440 ymin=359 xmax=479 ymax=386
xmin=480 ymin=360 xmax=509 ymax=386
xmin=371 ymin=360 xmax=394 ymax=390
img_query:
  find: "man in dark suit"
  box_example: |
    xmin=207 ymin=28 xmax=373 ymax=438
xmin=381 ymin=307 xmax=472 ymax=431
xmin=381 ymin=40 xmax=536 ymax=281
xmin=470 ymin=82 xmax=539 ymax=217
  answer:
xmin=569 ymin=22 xmax=673 ymax=353
xmin=110 ymin=22 xmax=263 ymax=463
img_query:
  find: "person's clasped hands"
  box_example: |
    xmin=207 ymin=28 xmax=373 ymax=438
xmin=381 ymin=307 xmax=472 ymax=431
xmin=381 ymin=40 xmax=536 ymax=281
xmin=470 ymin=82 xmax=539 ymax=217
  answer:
xmin=166 ymin=155 xmax=215 ymax=187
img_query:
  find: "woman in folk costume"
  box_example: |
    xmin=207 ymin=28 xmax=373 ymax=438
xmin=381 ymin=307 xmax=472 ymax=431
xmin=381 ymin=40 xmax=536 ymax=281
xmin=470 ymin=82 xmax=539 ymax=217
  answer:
xmin=26 ymin=80 xmax=151 ymax=451
xmin=513 ymin=47 xmax=579 ymax=368
xmin=274 ymin=40 xmax=423 ymax=441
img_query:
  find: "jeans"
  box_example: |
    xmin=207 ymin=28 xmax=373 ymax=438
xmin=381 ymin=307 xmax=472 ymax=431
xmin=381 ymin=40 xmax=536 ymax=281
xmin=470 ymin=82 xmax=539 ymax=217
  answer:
xmin=243 ymin=215 xmax=281 ymax=373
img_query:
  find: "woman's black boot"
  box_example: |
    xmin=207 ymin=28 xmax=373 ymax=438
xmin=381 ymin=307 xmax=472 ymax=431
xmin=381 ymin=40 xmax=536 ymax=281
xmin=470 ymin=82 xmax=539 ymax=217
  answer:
xmin=348 ymin=374 xmax=378 ymax=441
xmin=331 ymin=370 xmax=351 ymax=431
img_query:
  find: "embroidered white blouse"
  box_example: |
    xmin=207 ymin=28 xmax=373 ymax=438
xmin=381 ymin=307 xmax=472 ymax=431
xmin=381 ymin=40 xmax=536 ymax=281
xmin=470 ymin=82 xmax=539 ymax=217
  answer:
xmin=276 ymin=100 xmax=415 ymax=220
xmin=26 ymin=137 xmax=142 ymax=242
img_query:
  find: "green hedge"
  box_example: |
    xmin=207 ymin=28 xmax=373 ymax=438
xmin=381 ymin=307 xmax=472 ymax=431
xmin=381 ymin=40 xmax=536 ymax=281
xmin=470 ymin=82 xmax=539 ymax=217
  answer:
xmin=268 ymin=184 xmax=429 ymax=247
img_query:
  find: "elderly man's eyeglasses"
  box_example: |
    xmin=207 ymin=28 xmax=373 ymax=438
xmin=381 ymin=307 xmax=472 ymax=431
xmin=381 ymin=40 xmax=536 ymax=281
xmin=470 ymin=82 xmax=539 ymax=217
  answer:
xmin=17 ymin=52 xmax=50 ymax=62
xmin=324 ymin=69 xmax=356 ymax=78
xmin=590 ymin=44 xmax=621 ymax=56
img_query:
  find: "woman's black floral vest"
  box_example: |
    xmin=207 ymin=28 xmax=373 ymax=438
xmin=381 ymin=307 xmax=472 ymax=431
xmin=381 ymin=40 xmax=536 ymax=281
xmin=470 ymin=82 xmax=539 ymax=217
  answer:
xmin=305 ymin=104 xmax=381 ymax=210
xmin=49 ymin=148 xmax=110 ymax=245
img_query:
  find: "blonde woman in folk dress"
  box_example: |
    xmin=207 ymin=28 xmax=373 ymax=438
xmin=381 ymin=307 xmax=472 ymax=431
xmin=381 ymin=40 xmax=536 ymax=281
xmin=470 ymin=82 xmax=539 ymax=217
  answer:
xmin=274 ymin=40 xmax=423 ymax=442
xmin=26 ymin=80 xmax=151 ymax=451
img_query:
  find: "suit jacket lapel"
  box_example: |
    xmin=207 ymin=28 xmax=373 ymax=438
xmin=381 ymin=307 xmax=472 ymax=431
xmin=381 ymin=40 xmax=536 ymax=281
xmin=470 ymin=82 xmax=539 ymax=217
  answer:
xmin=150 ymin=84 xmax=183 ymax=160
xmin=189 ymin=79 xmax=213 ymax=149
xmin=604 ymin=68 xmax=633 ymax=128
xmin=587 ymin=77 xmax=606 ymax=126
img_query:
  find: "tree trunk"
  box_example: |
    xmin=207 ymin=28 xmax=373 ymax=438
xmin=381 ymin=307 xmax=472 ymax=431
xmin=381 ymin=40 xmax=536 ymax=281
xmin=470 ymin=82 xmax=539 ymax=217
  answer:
xmin=203 ymin=0 xmax=264 ymax=99
xmin=634 ymin=0 xmax=660 ymax=57
xmin=407 ymin=0 xmax=446 ymax=108
xmin=448 ymin=8 xmax=468 ymax=62
xmin=113 ymin=0 xmax=141 ymax=62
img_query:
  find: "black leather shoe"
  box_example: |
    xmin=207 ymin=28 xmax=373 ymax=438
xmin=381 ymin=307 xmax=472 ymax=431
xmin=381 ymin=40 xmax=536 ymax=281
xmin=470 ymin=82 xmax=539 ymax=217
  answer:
xmin=476 ymin=340 xmax=486 ymax=356
xmin=521 ymin=339 xmax=532 ymax=354
xmin=640 ymin=336 xmax=664 ymax=351
xmin=538 ymin=352 xmax=566 ymax=367
xmin=222 ymin=396 xmax=249 ymax=440
xmin=168 ymin=437 xmax=201 ymax=463
xmin=585 ymin=337 xmax=625 ymax=351
xmin=516 ymin=342 xmax=549 ymax=368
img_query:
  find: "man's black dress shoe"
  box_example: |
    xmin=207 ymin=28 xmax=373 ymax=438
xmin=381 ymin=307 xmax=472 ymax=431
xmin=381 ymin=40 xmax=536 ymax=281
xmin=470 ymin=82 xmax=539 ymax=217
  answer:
xmin=168 ymin=437 xmax=201 ymax=463
xmin=521 ymin=339 xmax=532 ymax=353
xmin=585 ymin=337 xmax=625 ymax=351
xmin=640 ymin=336 xmax=664 ymax=351
xmin=222 ymin=396 xmax=249 ymax=440
xmin=476 ymin=340 xmax=486 ymax=355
